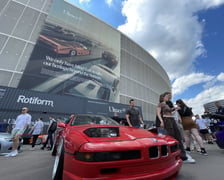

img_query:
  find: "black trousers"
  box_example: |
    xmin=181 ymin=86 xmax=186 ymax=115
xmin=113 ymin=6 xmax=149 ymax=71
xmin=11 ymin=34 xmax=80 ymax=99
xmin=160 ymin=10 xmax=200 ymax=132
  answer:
xmin=163 ymin=117 xmax=187 ymax=161
xmin=32 ymin=134 xmax=39 ymax=148
xmin=42 ymin=131 xmax=54 ymax=150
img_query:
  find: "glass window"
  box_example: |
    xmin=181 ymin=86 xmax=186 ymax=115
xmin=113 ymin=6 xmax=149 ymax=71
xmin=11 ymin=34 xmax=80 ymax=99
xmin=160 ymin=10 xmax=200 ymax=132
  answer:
xmin=0 ymin=0 xmax=8 ymax=11
xmin=0 ymin=37 xmax=25 ymax=70
xmin=30 ymin=13 xmax=47 ymax=42
xmin=0 ymin=1 xmax=24 ymax=34
xmin=28 ymin=0 xmax=47 ymax=10
xmin=15 ymin=0 xmax=29 ymax=4
xmin=7 ymin=72 xmax=23 ymax=88
xmin=0 ymin=70 xmax=12 ymax=86
xmin=13 ymin=8 xmax=40 ymax=40
xmin=15 ymin=43 xmax=35 ymax=72
xmin=0 ymin=34 xmax=8 ymax=53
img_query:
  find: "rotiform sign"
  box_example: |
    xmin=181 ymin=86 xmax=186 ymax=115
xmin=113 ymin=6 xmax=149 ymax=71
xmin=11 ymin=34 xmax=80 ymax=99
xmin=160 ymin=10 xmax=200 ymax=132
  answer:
xmin=17 ymin=95 xmax=54 ymax=107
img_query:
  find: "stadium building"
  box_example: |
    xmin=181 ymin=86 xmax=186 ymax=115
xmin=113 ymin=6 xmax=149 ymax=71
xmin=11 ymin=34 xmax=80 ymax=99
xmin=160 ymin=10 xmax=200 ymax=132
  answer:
xmin=0 ymin=0 xmax=171 ymax=123
xmin=204 ymin=100 xmax=224 ymax=113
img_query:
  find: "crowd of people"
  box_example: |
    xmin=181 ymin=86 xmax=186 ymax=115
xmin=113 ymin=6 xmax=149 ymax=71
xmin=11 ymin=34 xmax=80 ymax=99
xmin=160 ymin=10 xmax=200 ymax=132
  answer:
xmin=3 ymin=95 xmax=224 ymax=163
xmin=125 ymin=93 xmax=224 ymax=164
xmin=3 ymin=107 xmax=60 ymax=157
xmin=155 ymin=92 xmax=224 ymax=164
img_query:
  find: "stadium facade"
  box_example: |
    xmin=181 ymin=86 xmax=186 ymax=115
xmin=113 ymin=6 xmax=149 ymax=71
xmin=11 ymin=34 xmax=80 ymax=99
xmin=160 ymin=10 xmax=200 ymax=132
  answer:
xmin=0 ymin=0 xmax=171 ymax=122
xmin=204 ymin=100 xmax=224 ymax=113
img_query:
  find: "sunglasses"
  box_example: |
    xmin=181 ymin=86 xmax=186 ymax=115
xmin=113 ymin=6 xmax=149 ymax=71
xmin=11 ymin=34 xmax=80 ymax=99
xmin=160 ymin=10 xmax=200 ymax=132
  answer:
xmin=22 ymin=109 xmax=26 ymax=111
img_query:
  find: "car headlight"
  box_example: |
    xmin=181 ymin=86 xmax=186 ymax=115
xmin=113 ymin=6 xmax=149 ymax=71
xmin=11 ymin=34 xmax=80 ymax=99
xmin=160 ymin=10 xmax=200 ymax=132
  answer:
xmin=4 ymin=138 xmax=13 ymax=142
xmin=84 ymin=127 xmax=119 ymax=137
xmin=75 ymin=150 xmax=141 ymax=162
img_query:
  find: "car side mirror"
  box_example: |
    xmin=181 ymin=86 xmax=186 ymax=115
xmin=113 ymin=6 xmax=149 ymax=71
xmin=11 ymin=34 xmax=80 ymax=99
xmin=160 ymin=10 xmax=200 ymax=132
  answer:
xmin=58 ymin=122 xmax=66 ymax=128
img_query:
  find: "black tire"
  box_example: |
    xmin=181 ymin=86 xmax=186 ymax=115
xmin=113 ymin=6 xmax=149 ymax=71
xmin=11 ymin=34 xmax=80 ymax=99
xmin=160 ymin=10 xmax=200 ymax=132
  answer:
xmin=52 ymin=140 xmax=64 ymax=180
xmin=70 ymin=50 xmax=76 ymax=56
xmin=51 ymin=144 xmax=57 ymax=156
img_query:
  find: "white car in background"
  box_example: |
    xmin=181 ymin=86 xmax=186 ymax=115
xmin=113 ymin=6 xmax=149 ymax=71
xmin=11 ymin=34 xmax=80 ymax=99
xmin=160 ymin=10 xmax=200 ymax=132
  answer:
xmin=0 ymin=122 xmax=23 ymax=156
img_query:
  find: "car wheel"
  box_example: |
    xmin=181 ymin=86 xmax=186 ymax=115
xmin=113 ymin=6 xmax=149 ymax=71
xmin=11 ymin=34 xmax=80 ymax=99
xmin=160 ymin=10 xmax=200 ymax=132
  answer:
xmin=52 ymin=140 xmax=64 ymax=180
xmin=70 ymin=50 xmax=76 ymax=56
xmin=52 ymin=144 xmax=57 ymax=156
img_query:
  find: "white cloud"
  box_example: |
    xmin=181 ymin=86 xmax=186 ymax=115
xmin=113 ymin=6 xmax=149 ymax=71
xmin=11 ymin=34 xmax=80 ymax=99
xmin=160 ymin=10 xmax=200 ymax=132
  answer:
xmin=117 ymin=0 xmax=224 ymax=116
xmin=217 ymin=72 xmax=224 ymax=81
xmin=184 ymin=84 xmax=224 ymax=115
xmin=118 ymin=0 xmax=224 ymax=94
xmin=118 ymin=0 xmax=224 ymax=82
xmin=79 ymin=0 xmax=91 ymax=3
xmin=172 ymin=73 xmax=214 ymax=95
xmin=105 ymin=0 xmax=113 ymax=7
xmin=118 ymin=0 xmax=205 ymax=80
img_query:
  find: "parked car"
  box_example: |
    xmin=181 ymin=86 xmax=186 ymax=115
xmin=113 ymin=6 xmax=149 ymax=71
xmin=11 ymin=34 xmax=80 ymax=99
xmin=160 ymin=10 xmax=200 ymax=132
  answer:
xmin=38 ymin=35 xmax=91 ymax=56
xmin=29 ymin=134 xmax=48 ymax=145
xmin=102 ymin=51 xmax=118 ymax=68
xmin=0 ymin=121 xmax=23 ymax=155
xmin=0 ymin=132 xmax=23 ymax=156
xmin=51 ymin=114 xmax=182 ymax=180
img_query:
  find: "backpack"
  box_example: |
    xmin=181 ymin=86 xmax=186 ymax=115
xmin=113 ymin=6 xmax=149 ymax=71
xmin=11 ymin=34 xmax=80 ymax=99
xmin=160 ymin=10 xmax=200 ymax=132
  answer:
xmin=49 ymin=121 xmax=57 ymax=132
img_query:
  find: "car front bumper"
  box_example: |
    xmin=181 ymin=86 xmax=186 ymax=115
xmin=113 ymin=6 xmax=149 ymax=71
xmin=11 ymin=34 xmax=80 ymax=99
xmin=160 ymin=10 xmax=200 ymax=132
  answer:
xmin=63 ymin=153 xmax=182 ymax=180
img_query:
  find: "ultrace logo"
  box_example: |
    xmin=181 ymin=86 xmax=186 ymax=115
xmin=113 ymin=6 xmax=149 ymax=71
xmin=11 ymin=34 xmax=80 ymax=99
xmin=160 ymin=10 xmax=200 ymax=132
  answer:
xmin=17 ymin=95 xmax=54 ymax=107
xmin=109 ymin=106 xmax=126 ymax=113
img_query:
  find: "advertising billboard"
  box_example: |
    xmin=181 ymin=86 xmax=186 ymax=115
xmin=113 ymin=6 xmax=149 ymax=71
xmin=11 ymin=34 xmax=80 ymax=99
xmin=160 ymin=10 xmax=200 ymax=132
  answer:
xmin=0 ymin=86 xmax=142 ymax=121
xmin=18 ymin=0 xmax=120 ymax=102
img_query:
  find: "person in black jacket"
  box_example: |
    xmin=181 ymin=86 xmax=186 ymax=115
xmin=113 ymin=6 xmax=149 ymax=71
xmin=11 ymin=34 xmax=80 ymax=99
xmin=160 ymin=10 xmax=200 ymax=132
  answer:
xmin=41 ymin=116 xmax=57 ymax=151
xmin=176 ymin=99 xmax=208 ymax=155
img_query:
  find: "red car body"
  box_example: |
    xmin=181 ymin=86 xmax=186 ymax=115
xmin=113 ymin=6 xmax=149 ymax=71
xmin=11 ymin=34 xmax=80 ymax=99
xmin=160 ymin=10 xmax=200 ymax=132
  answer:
xmin=52 ymin=114 xmax=182 ymax=180
xmin=38 ymin=35 xmax=90 ymax=56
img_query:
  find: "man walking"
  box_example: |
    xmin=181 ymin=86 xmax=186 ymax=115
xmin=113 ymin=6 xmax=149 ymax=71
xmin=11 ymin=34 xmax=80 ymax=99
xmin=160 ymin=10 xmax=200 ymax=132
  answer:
xmin=30 ymin=117 xmax=44 ymax=150
xmin=126 ymin=99 xmax=144 ymax=128
xmin=41 ymin=116 xmax=57 ymax=151
xmin=6 ymin=107 xmax=31 ymax=157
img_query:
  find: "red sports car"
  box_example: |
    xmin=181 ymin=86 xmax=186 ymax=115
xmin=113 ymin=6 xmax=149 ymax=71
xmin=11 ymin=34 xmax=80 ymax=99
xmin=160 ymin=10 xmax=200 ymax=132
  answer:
xmin=38 ymin=35 xmax=91 ymax=56
xmin=52 ymin=114 xmax=182 ymax=180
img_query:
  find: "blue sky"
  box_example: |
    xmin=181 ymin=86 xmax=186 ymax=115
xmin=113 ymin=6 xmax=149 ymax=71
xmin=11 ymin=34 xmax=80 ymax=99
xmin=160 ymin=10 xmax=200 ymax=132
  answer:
xmin=66 ymin=0 xmax=224 ymax=115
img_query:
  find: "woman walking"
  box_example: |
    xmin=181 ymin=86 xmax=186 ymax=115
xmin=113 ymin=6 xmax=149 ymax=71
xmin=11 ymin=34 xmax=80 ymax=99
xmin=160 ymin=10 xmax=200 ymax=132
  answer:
xmin=157 ymin=92 xmax=195 ymax=163
xmin=176 ymin=99 xmax=208 ymax=155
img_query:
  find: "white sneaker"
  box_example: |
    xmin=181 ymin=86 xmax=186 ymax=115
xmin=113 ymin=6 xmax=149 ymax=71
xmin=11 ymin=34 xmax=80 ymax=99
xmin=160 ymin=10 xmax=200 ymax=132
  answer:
xmin=10 ymin=150 xmax=18 ymax=157
xmin=183 ymin=158 xmax=196 ymax=164
xmin=30 ymin=147 xmax=35 ymax=151
xmin=5 ymin=150 xmax=18 ymax=157
xmin=5 ymin=153 xmax=12 ymax=157
xmin=186 ymin=153 xmax=193 ymax=160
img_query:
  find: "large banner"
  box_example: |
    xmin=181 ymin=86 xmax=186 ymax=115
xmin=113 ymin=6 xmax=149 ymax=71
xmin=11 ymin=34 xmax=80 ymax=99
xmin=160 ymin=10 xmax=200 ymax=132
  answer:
xmin=0 ymin=86 xmax=142 ymax=120
xmin=18 ymin=0 xmax=120 ymax=102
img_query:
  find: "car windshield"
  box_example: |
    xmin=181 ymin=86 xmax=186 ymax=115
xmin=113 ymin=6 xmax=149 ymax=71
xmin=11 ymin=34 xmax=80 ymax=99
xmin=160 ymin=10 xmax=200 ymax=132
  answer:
xmin=70 ymin=115 xmax=119 ymax=126
xmin=0 ymin=122 xmax=9 ymax=133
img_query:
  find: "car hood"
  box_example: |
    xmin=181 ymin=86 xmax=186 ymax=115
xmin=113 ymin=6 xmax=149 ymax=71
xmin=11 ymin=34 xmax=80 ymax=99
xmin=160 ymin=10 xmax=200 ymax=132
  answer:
xmin=0 ymin=133 xmax=11 ymax=138
xmin=0 ymin=133 xmax=12 ymax=141
xmin=65 ymin=125 xmax=176 ymax=153
xmin=69 ymin=125 xmax=165 ymax=142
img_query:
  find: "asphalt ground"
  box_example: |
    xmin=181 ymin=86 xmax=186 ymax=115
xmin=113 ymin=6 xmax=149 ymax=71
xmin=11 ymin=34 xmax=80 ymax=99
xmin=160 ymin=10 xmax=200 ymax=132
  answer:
xmin=0 ymin=143 xmax=224 ymax=180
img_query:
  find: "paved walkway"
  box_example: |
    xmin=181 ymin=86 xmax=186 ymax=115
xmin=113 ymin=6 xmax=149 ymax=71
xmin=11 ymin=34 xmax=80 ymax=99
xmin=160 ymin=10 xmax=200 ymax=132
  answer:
xmin=177 ymin=143 xmax=224 ymax=180
xmin=0 ymin=143 xmax=223 ymax=180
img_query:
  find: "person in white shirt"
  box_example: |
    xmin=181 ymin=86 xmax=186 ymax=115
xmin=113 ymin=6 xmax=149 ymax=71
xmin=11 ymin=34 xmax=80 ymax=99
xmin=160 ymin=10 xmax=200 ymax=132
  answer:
xmin=195 ymin=114 xmax=213 ymax=144
xmin=30 ymin=117 xmax=44 ymax=150
xmin=6 ymin=107 xmax=31 ymax=157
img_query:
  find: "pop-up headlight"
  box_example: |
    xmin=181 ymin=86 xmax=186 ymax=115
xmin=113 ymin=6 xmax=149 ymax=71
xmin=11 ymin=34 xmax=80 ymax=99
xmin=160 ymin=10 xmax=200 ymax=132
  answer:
xmin=84 ymin=127 xmax=120 ymax=137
